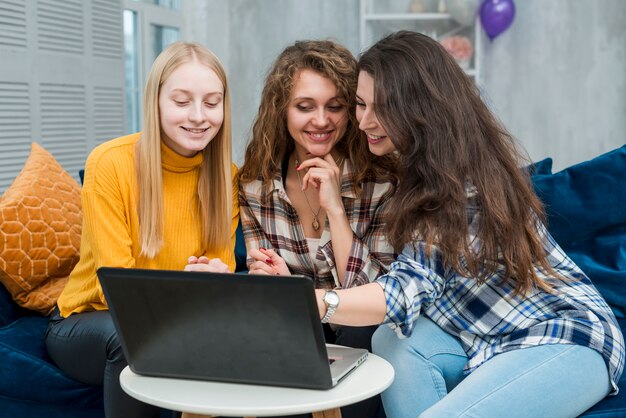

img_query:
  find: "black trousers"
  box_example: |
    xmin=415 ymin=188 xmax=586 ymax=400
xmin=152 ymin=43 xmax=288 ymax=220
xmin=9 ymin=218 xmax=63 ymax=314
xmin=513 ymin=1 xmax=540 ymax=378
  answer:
xmin=45 ymin=308 xmax=162 ymax=418
xmin=331 ymin=324 xmax=386 ymax=418
xmin=279 ymin=325 xmax=386 ymax=418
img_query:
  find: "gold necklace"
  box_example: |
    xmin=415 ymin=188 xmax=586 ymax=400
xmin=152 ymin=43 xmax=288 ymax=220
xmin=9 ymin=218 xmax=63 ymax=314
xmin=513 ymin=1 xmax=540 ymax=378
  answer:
xmin=294 ymin=156 xmax=344 ymax=232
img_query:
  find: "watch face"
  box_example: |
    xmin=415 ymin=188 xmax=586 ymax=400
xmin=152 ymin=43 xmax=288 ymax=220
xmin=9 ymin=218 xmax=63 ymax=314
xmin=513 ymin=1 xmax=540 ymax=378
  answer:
xmin=325 ymin=291 xmax=340 ymax=306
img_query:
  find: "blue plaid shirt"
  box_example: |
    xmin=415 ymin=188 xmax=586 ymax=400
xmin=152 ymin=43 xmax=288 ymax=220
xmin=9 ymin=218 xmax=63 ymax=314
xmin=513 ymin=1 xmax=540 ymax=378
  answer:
xmin=377 ymin=198 xmax=625 ymax=394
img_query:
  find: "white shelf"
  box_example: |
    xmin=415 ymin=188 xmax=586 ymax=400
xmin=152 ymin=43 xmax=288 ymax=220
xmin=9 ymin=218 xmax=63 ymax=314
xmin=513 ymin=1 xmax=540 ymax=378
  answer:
xmin=359 ymin=0 xmax=482 ymax=83
xmin=364 ymin=13 xmax=452 ymax=21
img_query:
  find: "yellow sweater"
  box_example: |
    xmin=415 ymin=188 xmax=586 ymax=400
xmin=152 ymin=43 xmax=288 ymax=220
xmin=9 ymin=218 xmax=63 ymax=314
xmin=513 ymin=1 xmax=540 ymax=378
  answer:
xmin=57 ymin=132 xmax=239 ymax=317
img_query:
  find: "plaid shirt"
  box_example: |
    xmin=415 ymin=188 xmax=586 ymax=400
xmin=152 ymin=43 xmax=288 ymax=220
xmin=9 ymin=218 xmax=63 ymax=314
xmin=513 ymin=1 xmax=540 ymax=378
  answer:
xmin=378 ymin=192 xmax=625 ymax=394
xmin=240 ymin=160 xmax=397 ymax=289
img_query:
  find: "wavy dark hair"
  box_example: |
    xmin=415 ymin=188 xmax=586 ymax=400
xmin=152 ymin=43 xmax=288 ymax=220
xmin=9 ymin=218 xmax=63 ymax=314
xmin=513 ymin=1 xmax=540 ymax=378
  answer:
xmin=239 ymin=39 xmax=396 ymax=190
xmin=358 ymin=31 xmax=555 ymax=294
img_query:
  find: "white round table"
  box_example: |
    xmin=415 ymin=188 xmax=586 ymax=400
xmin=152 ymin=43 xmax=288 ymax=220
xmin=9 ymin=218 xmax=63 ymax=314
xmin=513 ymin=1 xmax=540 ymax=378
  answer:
xmin=120 ymin=352 xmax=394 ymax=417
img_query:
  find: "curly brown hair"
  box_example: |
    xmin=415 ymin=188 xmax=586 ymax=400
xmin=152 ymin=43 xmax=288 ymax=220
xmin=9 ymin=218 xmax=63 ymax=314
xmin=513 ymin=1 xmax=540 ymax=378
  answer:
xmin=358 ymin=31 xmax=556 ymax=295
xmin=239 ymin=39 xmax=396 ymax=190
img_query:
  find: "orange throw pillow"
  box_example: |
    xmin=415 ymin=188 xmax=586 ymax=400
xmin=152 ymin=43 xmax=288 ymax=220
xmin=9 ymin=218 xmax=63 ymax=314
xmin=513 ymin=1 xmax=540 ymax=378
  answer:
xmin=0 ymin=143 xmax=82 ymax=314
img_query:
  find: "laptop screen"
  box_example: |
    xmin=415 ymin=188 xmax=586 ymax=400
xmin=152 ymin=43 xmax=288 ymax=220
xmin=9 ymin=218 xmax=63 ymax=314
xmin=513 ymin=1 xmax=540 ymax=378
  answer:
xmin=98 ymin=267 xmax=337 ymax=389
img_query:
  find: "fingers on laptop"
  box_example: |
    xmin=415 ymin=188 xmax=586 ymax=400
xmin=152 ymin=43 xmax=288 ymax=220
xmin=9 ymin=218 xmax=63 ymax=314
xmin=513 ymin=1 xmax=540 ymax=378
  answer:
xmin=187 ymin=255 xmax=210 ymax=265
xmin=208 ymin=258 xmax=230 ymax=272
xmin=184 ymin=257 xmax=230 ymax=273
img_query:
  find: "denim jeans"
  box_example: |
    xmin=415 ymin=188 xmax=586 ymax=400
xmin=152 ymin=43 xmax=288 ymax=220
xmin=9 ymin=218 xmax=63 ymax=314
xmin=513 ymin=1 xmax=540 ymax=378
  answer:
xmin=372 ymin=316 xmax=610 ymax=418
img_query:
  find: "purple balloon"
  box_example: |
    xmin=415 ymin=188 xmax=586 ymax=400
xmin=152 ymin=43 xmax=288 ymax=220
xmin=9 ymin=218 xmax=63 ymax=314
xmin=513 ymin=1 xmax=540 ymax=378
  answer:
xmin=480 ymin=0 xmax=516 ymax=40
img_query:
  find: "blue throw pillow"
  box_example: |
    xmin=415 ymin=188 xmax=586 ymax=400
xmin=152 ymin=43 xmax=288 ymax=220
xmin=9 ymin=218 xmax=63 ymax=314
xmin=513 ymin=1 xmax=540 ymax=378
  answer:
xmin=532 ymin=146 xmax=626 ymax=245
xmin=527 ymin=157 xmax=553 ymax=176
xmin=532 ymin=145 xmax=626 ymax=317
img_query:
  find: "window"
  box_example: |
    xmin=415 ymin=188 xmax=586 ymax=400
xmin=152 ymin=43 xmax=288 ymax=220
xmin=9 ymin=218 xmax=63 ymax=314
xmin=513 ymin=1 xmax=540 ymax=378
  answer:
xmin=123 ymin=0 xmax=181 ymax=133
xmin=124 ymin=10 xmax=140 ymax=134
xmin=135 ymin=0 xmax=181 ymax=10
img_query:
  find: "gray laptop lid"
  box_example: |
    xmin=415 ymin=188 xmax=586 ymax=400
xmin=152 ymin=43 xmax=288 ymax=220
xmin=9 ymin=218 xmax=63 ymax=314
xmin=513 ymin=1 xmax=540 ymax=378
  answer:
xmin=97 ymin=267 xmax=367 ymax=390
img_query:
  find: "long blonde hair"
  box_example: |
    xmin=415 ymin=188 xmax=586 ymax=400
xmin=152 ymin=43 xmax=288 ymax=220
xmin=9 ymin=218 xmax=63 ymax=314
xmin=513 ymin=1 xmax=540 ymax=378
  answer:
xmin=136 ymin=41 xmax=232 ymax=258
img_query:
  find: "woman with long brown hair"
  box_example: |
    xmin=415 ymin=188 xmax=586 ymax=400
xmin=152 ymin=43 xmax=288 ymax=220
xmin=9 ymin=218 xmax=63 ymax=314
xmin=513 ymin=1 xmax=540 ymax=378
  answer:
xmin=45 ymin=41 xmax=239 ymax=417
xmin=238 ymin=39 xmax=397 ymax=418
xmin=314 ymin=31 xmax=624 ymax=418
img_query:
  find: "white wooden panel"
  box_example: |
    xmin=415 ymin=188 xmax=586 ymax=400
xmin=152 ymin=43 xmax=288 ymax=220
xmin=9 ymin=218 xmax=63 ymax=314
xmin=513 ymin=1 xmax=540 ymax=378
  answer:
xmin=40 ymin=83 xmax=87 ymax=180
xmin=0 ymin=0 xmax=126 ymax=193
xmin=0 ymin=0 xmax=27 ymax=49
xmin=37 ymin=0 xmax=84 ymax=54
xmin=0 ymin=82 xmax=31 ymax=191
xmin=93 ymin=0 xmax=123 ymax=59
xmin=94 ymin=86 xmax=125 ymax=145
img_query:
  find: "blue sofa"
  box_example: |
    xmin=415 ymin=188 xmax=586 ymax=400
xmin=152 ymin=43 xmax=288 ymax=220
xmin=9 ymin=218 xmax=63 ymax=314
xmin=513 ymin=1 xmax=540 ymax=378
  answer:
xmin=1 ymin=147 xmax=625 ymax=417
xmin=531 ymin=145 xmax=626 ymax=417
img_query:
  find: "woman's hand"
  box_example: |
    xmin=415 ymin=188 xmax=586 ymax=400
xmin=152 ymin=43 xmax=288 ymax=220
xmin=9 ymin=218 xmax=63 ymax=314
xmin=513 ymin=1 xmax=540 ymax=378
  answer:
xmin=247 ymin=248 xmax=291 ymax=275
xmin=184 ymin=256 xmax=230 ymax=273
xmin=297 ymin=154 xmax=345 ymax=215
xmin=298 ymin=153 xmax=352 ymax=283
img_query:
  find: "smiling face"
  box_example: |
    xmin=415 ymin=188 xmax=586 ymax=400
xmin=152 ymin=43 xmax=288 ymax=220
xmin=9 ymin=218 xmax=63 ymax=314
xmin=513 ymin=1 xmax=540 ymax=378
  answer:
xmin=158 ymin=61 xmax=224 ymax=157
xmin=287 ymin=69 xmax=348 ymax=160
xmin=356 ymin=71 xmax=396 ymax=156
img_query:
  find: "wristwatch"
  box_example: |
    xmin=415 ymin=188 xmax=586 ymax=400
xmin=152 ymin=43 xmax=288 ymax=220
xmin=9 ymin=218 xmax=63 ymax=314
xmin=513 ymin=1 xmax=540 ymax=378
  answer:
xmin=321 ymin=290 xmax=340 ymax=323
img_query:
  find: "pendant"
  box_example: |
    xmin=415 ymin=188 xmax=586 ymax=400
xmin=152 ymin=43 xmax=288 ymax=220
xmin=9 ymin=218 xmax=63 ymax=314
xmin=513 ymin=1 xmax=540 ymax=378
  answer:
xmin=312 ymin=217 xmax=320 ymax=231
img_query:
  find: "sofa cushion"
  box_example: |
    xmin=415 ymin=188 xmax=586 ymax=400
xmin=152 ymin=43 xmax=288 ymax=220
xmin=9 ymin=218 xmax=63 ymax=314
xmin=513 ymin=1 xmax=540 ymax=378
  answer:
xmin=528 ymin=157 xmax=553 ymax=175
xmin=0 ymin=143 xmax=82 ymax=315
xmin=0 ymin=316 xmax=103 ymax=409
xmin=0 ymin=282 xmax=27 ymax=328
xmin=532 ymin=145 xmax=626 ymax=318
xmin=234 ymin=220 xmax=247 ymax=273
xmin=0 ymin=397 xmax=104 ymax=418
xmin=532 ymin=145 xmax=626 ymax=245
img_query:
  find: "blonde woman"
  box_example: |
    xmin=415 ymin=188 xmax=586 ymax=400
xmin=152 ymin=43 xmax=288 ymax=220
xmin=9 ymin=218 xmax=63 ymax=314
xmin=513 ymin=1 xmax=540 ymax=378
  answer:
xmin=45 ymin=41 xmax=238 ymax=417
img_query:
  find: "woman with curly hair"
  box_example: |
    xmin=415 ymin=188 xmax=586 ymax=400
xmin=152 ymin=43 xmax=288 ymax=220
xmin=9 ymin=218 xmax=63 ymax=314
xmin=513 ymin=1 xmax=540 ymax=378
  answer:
xmin=238 ymin=40 xmax=398 ymax=418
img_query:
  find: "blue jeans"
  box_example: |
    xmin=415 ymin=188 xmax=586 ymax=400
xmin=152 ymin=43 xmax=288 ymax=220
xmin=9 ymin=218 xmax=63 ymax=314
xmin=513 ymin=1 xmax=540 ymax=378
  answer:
xmin=372 ymin=317 xmax=611 ymax=418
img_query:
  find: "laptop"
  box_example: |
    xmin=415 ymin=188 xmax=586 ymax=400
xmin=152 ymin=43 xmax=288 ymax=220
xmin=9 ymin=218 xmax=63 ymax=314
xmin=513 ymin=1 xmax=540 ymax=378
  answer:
xmin=97 ymin=267 xmax=368 ymax=390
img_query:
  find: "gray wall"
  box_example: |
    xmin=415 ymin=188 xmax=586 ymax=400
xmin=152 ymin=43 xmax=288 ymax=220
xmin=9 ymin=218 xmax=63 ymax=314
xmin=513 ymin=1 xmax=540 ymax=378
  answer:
xmin=183 ymin=0 xmax=360 ymax=165
xmin=184 ymin=0 xmax=626 ymax=171
xmin=481 ymin=0 xmax=626 ymax=170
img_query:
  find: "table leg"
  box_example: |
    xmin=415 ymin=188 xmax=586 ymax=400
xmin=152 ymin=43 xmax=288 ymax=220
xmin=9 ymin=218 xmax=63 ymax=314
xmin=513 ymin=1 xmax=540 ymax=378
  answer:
xmin=312 ymin=408 xmax=342 ymax=418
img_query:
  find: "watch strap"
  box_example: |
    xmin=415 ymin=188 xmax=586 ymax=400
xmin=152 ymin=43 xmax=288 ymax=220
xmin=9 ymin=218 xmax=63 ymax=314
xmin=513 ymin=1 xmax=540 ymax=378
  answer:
xmin=321 ymin=290 xmax=338 ymax=324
